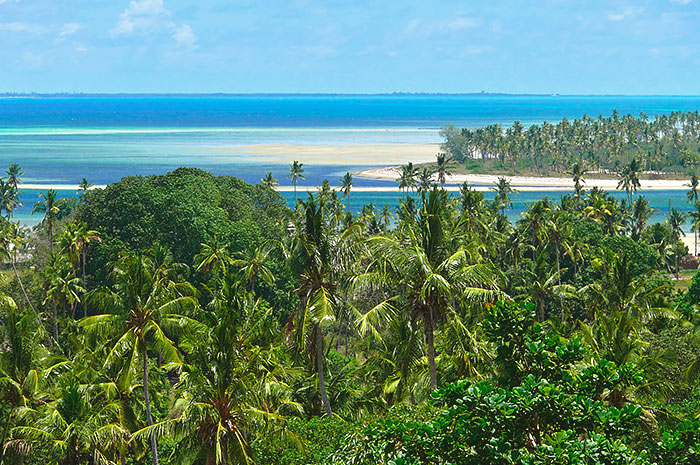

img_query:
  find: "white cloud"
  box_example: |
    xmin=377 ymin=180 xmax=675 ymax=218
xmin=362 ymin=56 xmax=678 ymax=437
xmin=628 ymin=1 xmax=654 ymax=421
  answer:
xmin=59 ymin=23 xmax=81 ymax=38
xmin=111 ymin=0 xmax=196 ymax=49
xmin=670 ymin=0 xmax=692 ymax=4
xmin=447 ymin=17 xmax=478 ymax=31
xmin=607 ymin=7 xmax=643 ymax=21
xmin=22 ymin=52 xmax=45 ymax=69
xmin=172 ymin=23 xmax=196 ymax=48
xmin=111 ymin=0 xmax=168 ymax=37
xmin=0 ymin=22 xmax=46 ymax=35
xmin=403 ymin=16 xmax=479 ymax=38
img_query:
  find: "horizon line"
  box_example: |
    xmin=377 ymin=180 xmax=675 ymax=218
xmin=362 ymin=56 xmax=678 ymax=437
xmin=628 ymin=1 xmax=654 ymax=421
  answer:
xmin=3 ymin=92 xmax=700 ymax=98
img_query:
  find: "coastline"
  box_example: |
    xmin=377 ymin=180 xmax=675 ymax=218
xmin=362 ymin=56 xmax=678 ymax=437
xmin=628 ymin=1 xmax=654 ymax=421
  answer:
xmin=353 ymin=166 xmax=693 ymax=191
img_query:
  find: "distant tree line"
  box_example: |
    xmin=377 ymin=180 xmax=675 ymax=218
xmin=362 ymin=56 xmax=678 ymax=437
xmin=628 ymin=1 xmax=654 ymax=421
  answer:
xmin=441 ymin=110 xmax=700 ymax=175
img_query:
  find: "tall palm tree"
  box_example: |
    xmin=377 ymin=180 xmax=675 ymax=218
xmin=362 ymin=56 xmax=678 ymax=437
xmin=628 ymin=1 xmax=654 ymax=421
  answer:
xmin=492 ymin=177 xmax=517 ymax=215
xmin=81 ymin=252 xmax=199 ymax=465
xmin=0 ymin=297 xmax=45 ymax=465
xmin=58 ymin=222 xmax=101 ymax=317
xmin=417 ymin=168 xmax=433 ymax=196
xmin=287 ymin=161 xmax=305 ymax=203
xmin=32 ymin=190 xmax=66 ymax=251
xmin=570 ymin=162 xmax=587 ymax=200
xmin=667 ymin=208 xmax=686 ymax=242
xmin=0 ymin=180 xmax=19 ymax=220
xmin=77 ymin=178 xmax=93 ymax=201
xmin=689 ymin=202 xmax=700 ymax=256
xmin=666 ymin=208 xmax=687 ymax=278
xmin=397 ymin=163 xmax=418 ymax=201
xmin=340 ymin=172 xmax=353 ymax=213
xmin=287 ymin=195 xmax=361 ymax=415
xmin=631 ymin=196 xmax=656 ymax=240
xmin=44 ymin=254 xmax=85 ymax=322
xmin=617 ymin=158 xmax=642 ymax=204
xmin=232 ymin=240 xmax=276 ymax=294
xmin=379 ymin=204 xmax=393 ymax=229
xmin=360 ymin=188 xmax=502 ymax=390
xmin=134 ymin=292 xmax=297 ymax=465
xmin=11 ymin=378 xmax=128 ymax=464
xmin=435 ymin=153 xmax=452 ymax=186
xmin=260 ymin=172 xmax=279 ymax=189
xmin=0 ymin=221 xmax=36 ymax=314
xmin=687 ymin=174 xmax=699 ymax=204
xmin=4 ymin=164 xmax=22 ymax=219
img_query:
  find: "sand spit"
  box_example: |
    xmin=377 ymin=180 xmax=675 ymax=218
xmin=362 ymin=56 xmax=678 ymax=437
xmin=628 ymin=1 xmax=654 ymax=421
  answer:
xmin=354 ymin=166 xmax=691 ymax=190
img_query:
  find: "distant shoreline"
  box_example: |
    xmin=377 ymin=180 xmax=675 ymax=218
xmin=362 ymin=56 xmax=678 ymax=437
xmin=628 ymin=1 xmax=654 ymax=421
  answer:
xmin=353 ymin=166 xmax=692 ymax=191
xmin=4 ymin=92 xmax=700 ymax=98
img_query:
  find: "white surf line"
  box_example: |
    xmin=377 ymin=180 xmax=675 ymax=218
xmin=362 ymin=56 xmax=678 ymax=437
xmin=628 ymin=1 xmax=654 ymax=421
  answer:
xmin=275 ymin=185 xmax=687 ymax=193
xmin=20 ymin=184 xmax=107 ymax=191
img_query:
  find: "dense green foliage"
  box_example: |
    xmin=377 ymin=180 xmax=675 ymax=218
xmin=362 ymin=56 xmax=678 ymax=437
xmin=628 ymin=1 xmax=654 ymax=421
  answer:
xmin=441 ymin=110 xmax=700 ymax=175
xmin=1 ymin=163 xmax=700 ymax=464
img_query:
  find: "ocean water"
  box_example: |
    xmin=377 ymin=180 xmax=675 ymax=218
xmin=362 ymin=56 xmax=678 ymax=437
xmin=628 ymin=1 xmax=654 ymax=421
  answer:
xmin=3 ymin=94 xmax=700 ymax=225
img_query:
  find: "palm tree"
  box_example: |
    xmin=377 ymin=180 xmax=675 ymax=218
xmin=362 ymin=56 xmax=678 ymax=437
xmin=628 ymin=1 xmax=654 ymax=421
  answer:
xmin=492 ymin=177 xmax=517 ymax=215
xmin=4 ymin=164 xmax=22 ymax=219
xmin=617 ymin=158 xmax=642 ymax=204
xmin=340 ymin=172 xmax=353 ymax=213
xmin=232 ymin=240 xmax=276 ymax=294
xmin=689 ymin=202 xmax=700 ymax=256
xmin=379 ymin=204 xmax=393 ymax=229
xmin=195 ymin=235 xmax=235 ymax=297
xmin=58 ymin=222 xmax=101 ymax=317
xmin=32 ymin=190 xmax=65 ymax=250
xmin=44 ymin=254 xmax=85 ymax=323
xmin=570 ymin=162 xmax=587 ymax=200
xmin=287 ymin=195 xmax=361 ymax=415
xmin=667 ymin=208 xmax=686 ymax=242
xmin=81 ymin=252 xmax=199 ymax=465
xmin=0 ymin=180 xmax=19 ymax=219
xmin=287 ymin=161 xmax=305 ymax=203
xmin=417 ymin=168 xmax=433 ymax=196
xmin=397 ymin=163 xmax=418 ymax=201
xmin=0 ymin=297 xmax=45 ymax=465
xmin=134 ymin=293 xmax=297 ymax=464
xmin=77 ymin=177 xmax=93 ymax=201
xmin=631 ymin=196 xmax=656 ymax=240
xmin=11 ymin=378 xmax=128 ymax=464
xmin=0 ymin=221 xmax=36 ymax=314
xmin=687 ymin=174 xmax=699 ymax=204
xmin=260 ymin=172 xmax=279 ymax=189
xmin=360 ymin=188 xmax=502 ymax=390
xmin=522 ymin=252 xmax=578 ymax=321
xmin=435 ymin=153 xmax=452 ymax=186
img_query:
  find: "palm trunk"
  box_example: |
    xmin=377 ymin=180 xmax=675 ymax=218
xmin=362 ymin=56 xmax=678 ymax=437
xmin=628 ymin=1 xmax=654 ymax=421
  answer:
xmin=555 ymin=243 xmax=563 ymax=321
xmin=346 ymin=195 xmax=350 ymax=213
xmin=142 ymin=340 xmax=159 ymax=465
xmin=52 ymin=300 xmax=59 ymax=342
xmin=426 ymin=315 xmax=437 ymax=390
xmin=315 ymin=325 xmax=332 ymax=416
xmin=293 ymin=181 xmax=297 ymax=204
xmin=695 ymin=230 xmax=697 ymax=256
xmin=11 ymin=253 xmax=35 ymax=314
xmin=0 ymin=406 xmax=15 ymax=465
xmin=82 ymin=248 xmax=88 ymax=317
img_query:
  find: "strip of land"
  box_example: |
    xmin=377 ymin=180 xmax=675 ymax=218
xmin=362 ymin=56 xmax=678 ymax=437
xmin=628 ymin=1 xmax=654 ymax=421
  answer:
xmin=354 ymin=166 xmax=692 ymax=190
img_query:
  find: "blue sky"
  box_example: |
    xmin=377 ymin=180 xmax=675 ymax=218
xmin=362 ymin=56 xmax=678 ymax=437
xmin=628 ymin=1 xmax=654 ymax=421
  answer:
xmin=0 ymin=0 xmax=698 ymax=94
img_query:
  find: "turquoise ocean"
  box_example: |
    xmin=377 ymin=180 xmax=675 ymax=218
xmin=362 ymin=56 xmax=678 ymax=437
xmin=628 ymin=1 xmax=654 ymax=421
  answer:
xmin=2 ymin=94 xmax=700 ymax=226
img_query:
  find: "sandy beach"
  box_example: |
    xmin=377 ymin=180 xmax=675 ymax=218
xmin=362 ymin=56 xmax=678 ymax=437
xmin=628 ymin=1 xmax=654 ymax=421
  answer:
xmin=354 ymin=166 xmax=691 ymax=191
xmin=232 ymin=143 xmax=440 ymax=165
